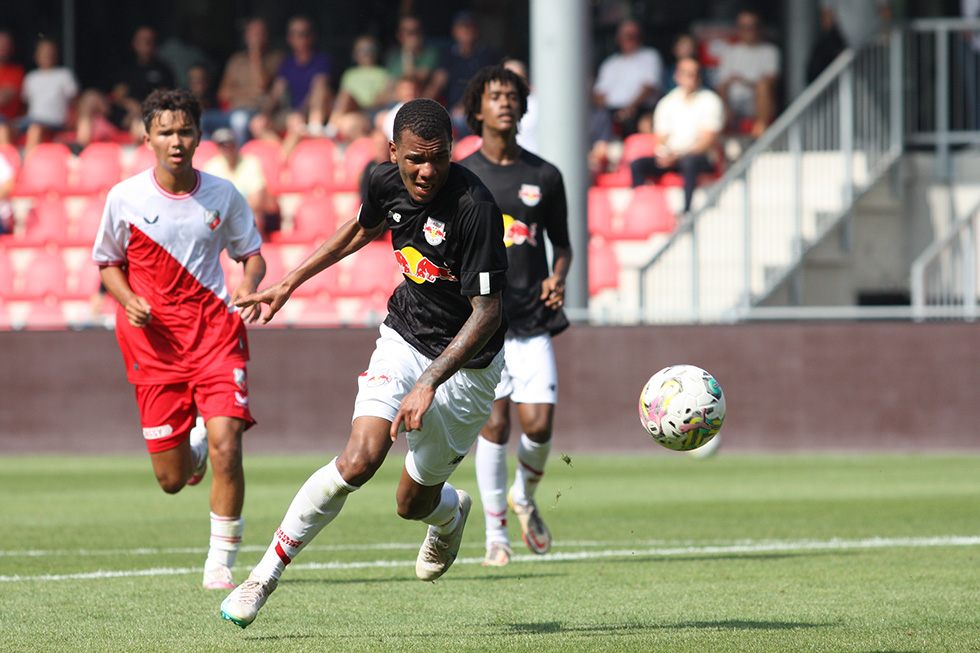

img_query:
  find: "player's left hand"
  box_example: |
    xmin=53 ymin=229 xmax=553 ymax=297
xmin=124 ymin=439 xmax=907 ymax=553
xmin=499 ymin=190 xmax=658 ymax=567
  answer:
xmin=541 ymin=276 xmax=565 ymax=310
xmin=390 ymin=383 xmax=436 ymax=441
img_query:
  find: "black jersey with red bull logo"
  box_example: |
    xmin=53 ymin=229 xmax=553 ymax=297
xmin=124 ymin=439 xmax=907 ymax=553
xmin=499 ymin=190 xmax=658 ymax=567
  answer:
xmin=459 ymin=148 xmax=570 ymax=337
xmin=358 ymin=162 xmax=508 ymax=369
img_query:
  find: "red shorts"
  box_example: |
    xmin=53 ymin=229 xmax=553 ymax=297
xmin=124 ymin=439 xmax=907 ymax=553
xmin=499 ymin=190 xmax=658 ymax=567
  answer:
xmin=134 ymin=361 xmax=256 ymax=454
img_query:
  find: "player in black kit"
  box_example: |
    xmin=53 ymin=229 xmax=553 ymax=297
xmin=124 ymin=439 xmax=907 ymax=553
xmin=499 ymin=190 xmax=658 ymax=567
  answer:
xmin=221 ymin=98 xmax=509 ymax=628
xmin=459 ymin=65 xmax=572 ymax=566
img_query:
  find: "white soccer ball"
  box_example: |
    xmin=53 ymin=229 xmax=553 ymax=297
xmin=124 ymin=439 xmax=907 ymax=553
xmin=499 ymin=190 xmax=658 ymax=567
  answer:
xmin=638 ymin=364 xmax=726 ymax=451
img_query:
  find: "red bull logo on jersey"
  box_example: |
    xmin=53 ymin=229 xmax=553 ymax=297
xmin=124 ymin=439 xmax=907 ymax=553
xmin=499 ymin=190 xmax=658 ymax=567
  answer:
xmin=204 ymin=209 xmax=221 ymax=230
xmin=518 ymin=183 xmax=542 ymax=207
xmin=394 ymin=246 xmax=457 ymax=284
xmin=422 ymin=217 xmax=447 ymax=245
xmin=502 ymin=214 xmax=538 ymax=248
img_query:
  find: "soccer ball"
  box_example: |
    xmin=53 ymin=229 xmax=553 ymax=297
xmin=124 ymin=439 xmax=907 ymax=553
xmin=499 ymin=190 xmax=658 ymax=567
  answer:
xmin=638 ymin=365 xmax=726 ymax=451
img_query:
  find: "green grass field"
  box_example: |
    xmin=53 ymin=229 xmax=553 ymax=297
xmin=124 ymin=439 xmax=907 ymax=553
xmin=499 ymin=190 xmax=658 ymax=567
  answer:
xmin=1 ymin=452 xmax=979 ymax=652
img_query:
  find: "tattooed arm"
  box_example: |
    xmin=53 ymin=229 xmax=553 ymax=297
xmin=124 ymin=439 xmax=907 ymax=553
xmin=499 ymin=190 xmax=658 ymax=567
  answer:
xmin=389 ymin=291 xmax=503 ymax=439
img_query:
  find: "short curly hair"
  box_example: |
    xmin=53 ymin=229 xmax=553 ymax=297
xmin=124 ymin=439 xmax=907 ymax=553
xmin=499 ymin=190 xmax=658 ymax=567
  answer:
xmin=141 ymin=88 xmax=202 ymax=133
xmin=392 ymin=98 xmax=452 ymax=145
xmin=461 ymin=64 xmax=529 ymax=136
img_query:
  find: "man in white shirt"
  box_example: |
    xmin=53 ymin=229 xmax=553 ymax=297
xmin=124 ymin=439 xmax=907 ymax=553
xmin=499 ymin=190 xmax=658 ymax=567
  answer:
xmin=17 ymin=38 xmax=78 ymax=151
xmin=592 ymin=19 xmax=663 ymax=139
xmin=717 ymin=10 xmax=779 ymax=139
xmin=630 ymin=57 xmax=723 ymax=213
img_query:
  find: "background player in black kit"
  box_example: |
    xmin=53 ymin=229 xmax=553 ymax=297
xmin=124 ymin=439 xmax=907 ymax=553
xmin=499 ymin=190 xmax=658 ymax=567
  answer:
xmin=221 ymin=98 xmax=509 ymax=628
xmin=459 ymin=65 xmax=572 ymax=567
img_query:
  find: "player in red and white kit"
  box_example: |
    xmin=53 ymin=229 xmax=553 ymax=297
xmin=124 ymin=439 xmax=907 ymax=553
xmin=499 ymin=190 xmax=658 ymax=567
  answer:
xmin=92 ymin=89 xmax=266 ymax=590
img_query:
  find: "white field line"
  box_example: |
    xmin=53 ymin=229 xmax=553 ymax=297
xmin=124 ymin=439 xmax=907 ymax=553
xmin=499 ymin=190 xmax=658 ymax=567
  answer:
xmin=1 ymin=535 xmax=979 ymax=583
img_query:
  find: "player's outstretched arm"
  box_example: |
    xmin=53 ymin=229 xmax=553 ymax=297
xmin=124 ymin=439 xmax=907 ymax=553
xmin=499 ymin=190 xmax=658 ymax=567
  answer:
xmin=390 ymin=291 xmax=503 ymax=439
xmin=99 ymin=265 xmax=152 ymax=328
xmin=236 ymin=219 xmax=384 ymax=324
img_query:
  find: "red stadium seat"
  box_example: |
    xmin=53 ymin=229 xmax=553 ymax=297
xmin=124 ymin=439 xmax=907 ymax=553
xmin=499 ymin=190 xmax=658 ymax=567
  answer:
xmin=332 ymin=240 xmax=400 ymax=299
xmin=452 ymin=134 xmax=482 ymax=161
xmin=297 ymin=296 xmax=344 ymax=325
xmin=193 ymin=139 xmax=220 ymax=168
xmin=23 ymin=297 xmax=67 ymax=329
xmin=126 ymin=145 xmax=158 ymax=179
xmin=16 ymin=198 xmax=71 ymax=245
xmin=240 ymin=139 xmax=285 ymax=195
xmin=588 ymin=237 xmax=620 ymax=295
xmin=70 ymin=196 xmax=107 ymax=245
xmin=588 ymin=187 xmax=615 ymax=236
xmin=0 ymin=248 xmax=13 ymax=296
xmin=594 ymin=133 xmax=656 ymax=188
xmin=279 ymin=139 xmax=338 ymax=193
xmin=14 ymin=247 xmax=68 ymax=300
xmin=73 ymin=142 xmax=123 ymax=195
xmin=14 ymin=143 xmax=72 ymax=197
xmin=272 ymin=192 xmax=338 ymax=244
xmin=618 ymin=186 xmax=675 ymax=238
xmin=338 ymin=136 xmax=378 ymax=191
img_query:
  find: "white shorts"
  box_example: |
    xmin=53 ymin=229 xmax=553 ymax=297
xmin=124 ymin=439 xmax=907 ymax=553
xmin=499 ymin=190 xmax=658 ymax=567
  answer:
xmin=494 ymin=333 xmax=558 ymax=405
xmin=353 ymin=324 xmax=504 ymax=486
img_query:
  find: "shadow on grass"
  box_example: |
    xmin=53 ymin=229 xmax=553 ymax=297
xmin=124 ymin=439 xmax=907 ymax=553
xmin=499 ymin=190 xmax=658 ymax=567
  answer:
xmin=281 ymin=571 xmax=564 ymax=586
xmin=507 ymin=619 xmax=831 ymax=635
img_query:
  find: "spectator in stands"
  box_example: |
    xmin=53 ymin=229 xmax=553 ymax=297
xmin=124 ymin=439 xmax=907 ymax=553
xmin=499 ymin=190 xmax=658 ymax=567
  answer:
xmin=629 ymin=57 xmax=723 ymax=214
xmin=253 ymin=15 xmax=333 ymax=153
xmin=662 ymin=33 xmax=699 ymax=94
xmin=716 ymin=9 xmax=780 ymax=140
xmin=203 ymin=127 xmax=280 ymax=239
xmin=326 ymin=35 xmax=392 ymax=142
xmin=821 ymin=0 xmax=891 ymax=51
xmin=158 ymin=26 xmax=215 ymax=91
xmin=806 ymin=6 xmax=846 ymax=84
xmin=503 ymin=59 xmax=538 ymax=153
xmin=592 ymin=18 xmax=664 ymax=140
xmin=385 ymin=15 xmax=440 ymax=91
xmin=427 ymin=11 xmax=499 ymax=136
xmin=16 ymin=37 xmax=78 ymax=151
xmin=76 ymin=25 xmax=176 ymax=146
xmin=188 ymin=65 xmax=220 ymax=117
xmin=215 ymin=17 xmax=284 ymax=147
xmin=0 ymin=149 xmax=13 ymax=234
xmin=0 ymin=30 xmax=25 ymax=146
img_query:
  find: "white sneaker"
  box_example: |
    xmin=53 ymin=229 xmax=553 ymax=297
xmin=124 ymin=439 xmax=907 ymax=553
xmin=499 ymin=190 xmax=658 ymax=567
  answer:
xmin=203 ymin=564 xmax=236 ymax=590
xmin=482 ymin=541 xmax=513 ymax=567
xmin=508 ymin=488 xmax=551 ymax=554
xmin=220 ymin=573 xmax=278 ymax=628
xmin=416 ymin=490 xmax=471 ymax=581
xmin=187 ymin=417 xmax=207 ymax=486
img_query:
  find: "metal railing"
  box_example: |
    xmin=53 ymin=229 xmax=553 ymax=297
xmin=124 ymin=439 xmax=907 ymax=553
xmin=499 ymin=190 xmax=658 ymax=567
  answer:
xmin=624 ymin=31 xmax=905 ymax=324
xmin=910 ymin=197 xmax=980 ymax=322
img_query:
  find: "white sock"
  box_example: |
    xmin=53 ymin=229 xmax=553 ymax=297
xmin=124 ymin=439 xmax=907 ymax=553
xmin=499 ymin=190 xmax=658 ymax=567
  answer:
xmin=252 ymin=458 xmax=358 ymax=581
xmin=475 ymin=436 xmax=509 ymax=546
xmin=512 ymin=433 xmax=551 ymax=504
xmin=422 ymin=483 xmax=460 ymax=535
xmin=205 ymin=513 xmax=244 ymax=570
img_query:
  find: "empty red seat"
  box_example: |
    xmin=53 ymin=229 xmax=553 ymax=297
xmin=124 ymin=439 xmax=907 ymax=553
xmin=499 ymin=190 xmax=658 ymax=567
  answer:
xmin=588 ymin=187 xmax=615 ymax=236
xmin=279 ymin=139 xmax=338 ymax=193
xmin=588 ymin=237 xmax=620 ymax=295
xmin=73 ymin=142 xmax=123 ymax=195
xmin=618 ymin=186 xmax=675 ymax=238
xmin=333 ymin=241 xmax=399 ymax=299
xmin=23 ymin=298 xmax=67 ymax=329
xmin=126 ymin=146 xmax=158 ymax=178
xmin=193 ymin=139 xmax=220 ymax=168
xmin=14 ymin=143 xmax=72 ymax=197
xmin=71 ymin=196 xmax=107 ymax=245
xmin=452 ymin=134 xmax=482 ymax=161
xmin=338 ymin=136 xmax=378 ymax=191
xmin=272 ymin=192 xmax=338 ymax=244
xmin=240 ymin=139 xmax=285 ymax=195
xmin=18 ymin=198 xmax=70 ymax=245
xmin=14 ymin=247 xmax=68 ymax=299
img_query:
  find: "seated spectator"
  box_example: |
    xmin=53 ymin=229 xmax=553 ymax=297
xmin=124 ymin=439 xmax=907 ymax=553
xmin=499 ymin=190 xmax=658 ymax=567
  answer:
xmin=326 ymin=35 xmax=392 ymax=142
xmin=821 ymin=0 xmax=891 ymax=51
xmin=663 ymin=33 xmax=700 ymax=94
xmin=189 ymin=65 xmax=220 ymax=115
xmin=75 ymin=25 xmax=175 ymax=146
xmin=202 ymin=128 xmax=280 ymax=239
xmin=427 ymin=11 xmax=499 ymax=136
xmin=502 ymin=58 xmax=538 ymax=153
xmin=592 ymin=18 xmax=664 ymax=140
xmin=384 ymin=15 xmax=440 ymax=90
xmin=377 ymin=75 xmax=422 ymax=143
xmin=16 ymin=37 xmax=78 ymax=151
xmin=253 ymin=15 xmax=333 ymax=155
xmin=214 ymin=17 xmax=284 ymax=147
xmin=0 ymin=30 xmax=25 ymax=146
xmin=629 ymin=57 xmax=723 ymax=214
xmin=716 ymin=9 xmax=780 ymax=139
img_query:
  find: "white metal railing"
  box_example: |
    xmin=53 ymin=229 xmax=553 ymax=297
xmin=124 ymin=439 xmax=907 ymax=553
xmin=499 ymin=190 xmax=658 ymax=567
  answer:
xmin=910 ymin=198 xmax=980 ymax=322
xmin=624 ymin=31 xmax=904 ymax=324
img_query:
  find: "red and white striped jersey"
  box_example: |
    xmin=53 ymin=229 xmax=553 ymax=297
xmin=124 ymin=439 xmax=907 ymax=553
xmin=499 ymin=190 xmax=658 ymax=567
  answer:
xmin=92 ymin=169 xmax=263 ymax=384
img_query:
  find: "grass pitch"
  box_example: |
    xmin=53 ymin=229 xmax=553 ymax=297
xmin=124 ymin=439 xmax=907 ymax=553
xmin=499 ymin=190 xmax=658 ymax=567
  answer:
xmin=1 ymin=452 xmax=978 ymax=652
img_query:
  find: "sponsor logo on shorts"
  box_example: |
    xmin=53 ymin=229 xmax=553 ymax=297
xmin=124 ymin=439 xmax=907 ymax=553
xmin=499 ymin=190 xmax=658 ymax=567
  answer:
xmin=233 ymin=367 xmax=246 ymax=391
xmin=235 ymin=391 xmax=249 ymax=407
xmin=449 ymin=454 xmax=465 ymax=466
xmin=143 ymin=424 xmax=174 ymax=440
xmin=361 ymin=369 xmax=395 ymax=387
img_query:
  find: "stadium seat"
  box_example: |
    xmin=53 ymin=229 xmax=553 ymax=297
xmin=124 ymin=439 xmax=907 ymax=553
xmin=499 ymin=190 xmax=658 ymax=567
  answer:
xmin=588 ymin=186 xmax=615 ymax=236
xmin=290 ymin=242 xmax=339 ymax=298
xmin=70 ymin=255 xmax=103 ymax=300
xmin=332 ymin=240 xmax=400 ymax=299
xmin=338 ymin=136 xmax=378 ymax=191
xmin=70 ymin=196 xmax=107 ymax=245
xmin=296 ymin=296 xmax=344 ymax=326
xmin=13 ymin=143 xmax=72 ymax=197
xmin=126 ymin=145 xmax=158 ymax=179
xmin=279 ymin=139 xmax=338 ymax=193
xmin=594 ymin=133 xmax=656 ymax=188
xmin=618 ymin=185 xmax=675 ymax=238
xmin=0 ymin=143 xmax=20 ymax=177
xmin=193 ymin=139 xmax=220 ymax=168
xmin=23 ymin=297 xmax=67 ymax=329
xmin=588 ymin=236 xmax=620 ymax=295
xmin=452 ymin=134 xmax=482 ymax=161
xmin=13 ymin=247 xmax=68 ymax=300
xmin=0 ymin=248 xmax=13 ymax=296
xmin=73 ymin=142 xmax=123 ymax=195
xmin=272 ymin=192 xmax=338 ymax=244
xmin=240 ymin=139 xmax=285 ymax=195
xmin=222 ymin=245 xmax=284 ymax=292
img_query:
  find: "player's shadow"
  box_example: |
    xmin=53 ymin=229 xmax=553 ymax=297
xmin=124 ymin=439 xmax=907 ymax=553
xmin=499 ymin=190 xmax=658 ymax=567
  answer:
xmin=281 ymin=570 xmax=563 ymax=586
xmin=507 ymin=619 xmax=829 ymax=635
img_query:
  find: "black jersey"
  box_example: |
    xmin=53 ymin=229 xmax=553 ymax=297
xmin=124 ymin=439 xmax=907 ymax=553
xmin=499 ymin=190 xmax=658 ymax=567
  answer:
xmin=459 ymin=148 xmax=570 ymax=337
xmin=359 ymin=162 xmax=508 ymax=369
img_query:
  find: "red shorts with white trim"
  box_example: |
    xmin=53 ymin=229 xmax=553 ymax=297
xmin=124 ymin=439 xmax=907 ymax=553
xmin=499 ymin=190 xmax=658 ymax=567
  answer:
xmin=134 ymin=361 xmax=255 ymax=454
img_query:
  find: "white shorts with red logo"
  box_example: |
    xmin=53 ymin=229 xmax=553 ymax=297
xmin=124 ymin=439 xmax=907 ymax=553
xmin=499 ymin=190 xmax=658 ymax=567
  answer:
xmin=353 ymin=324 xmax=504 ymax=485
xmin=494 ymin=333 xmax=558 ymax=405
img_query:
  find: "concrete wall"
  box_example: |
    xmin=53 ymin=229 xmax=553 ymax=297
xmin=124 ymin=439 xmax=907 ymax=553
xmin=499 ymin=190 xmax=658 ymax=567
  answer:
xmin=3 ymin=322 xmax=979 ymax=455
